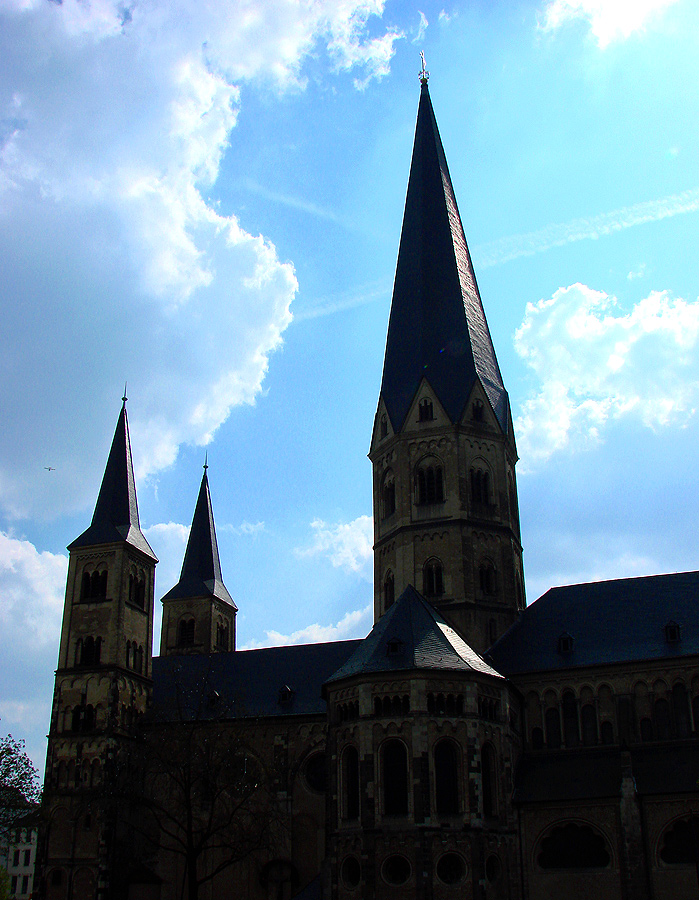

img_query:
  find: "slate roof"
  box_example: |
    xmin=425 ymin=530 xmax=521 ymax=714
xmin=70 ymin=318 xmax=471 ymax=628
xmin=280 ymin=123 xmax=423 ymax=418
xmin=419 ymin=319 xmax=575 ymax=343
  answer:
xmin=514 ymin=743 xmax=699 ymax=803
xmin=68 ymin=401 xmax=156 ymax=559
xmin=326 ymin=585 xmax=502 ymax=684
xmin=487 ymin=571 xmax=699 ymax=676
xmin=379 ymin=81 xmax=508 ymax=433
xmin=151 ymin=640 xmax=360 ymax=722
xmin=160 ymin=467 xmax=235 ymax=608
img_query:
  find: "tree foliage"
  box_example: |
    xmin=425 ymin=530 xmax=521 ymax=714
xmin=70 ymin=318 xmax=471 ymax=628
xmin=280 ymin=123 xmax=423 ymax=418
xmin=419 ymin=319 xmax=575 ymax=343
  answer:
xmin=0 ymin=735 xmax=41 ymax=839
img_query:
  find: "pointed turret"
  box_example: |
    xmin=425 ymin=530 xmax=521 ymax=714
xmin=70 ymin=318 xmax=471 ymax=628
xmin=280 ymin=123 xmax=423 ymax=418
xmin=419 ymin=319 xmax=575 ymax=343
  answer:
xmin=160 ymin=464 xmax=236 ymax=655
xmin=380 ymin=79 xmax=508 ymax=432
xmin=370 ymin=74 xmax=525 ymax=652
xmin=68 ymin=399 xmax=156 ymax=559
xmin=161 ymin=466 xmax=235 ymax=607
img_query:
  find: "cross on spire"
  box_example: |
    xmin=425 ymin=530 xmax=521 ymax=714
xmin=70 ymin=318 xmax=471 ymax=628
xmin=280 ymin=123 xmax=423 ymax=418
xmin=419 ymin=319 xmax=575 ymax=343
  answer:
xmin=419 ymin=51 xmax=429 ymax=85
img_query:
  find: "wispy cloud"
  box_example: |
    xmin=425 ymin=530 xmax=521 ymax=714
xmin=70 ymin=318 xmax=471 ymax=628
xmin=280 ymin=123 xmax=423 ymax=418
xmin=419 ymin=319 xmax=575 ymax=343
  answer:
xmin=294 ymin=279 xmax=390 ymax=322
xmin=473 ymin=188 xmax=699 ymax=268
xmin=242 ymin=179 xmax=341 ymax=223
xmin=412 ymin=11 xmax=429 ymax=43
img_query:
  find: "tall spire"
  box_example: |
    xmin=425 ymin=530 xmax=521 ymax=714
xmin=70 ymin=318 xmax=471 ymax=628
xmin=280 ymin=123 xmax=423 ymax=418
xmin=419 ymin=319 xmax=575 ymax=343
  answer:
xmin=69 ymin=399 xmax=156 ymax=559
xmin=161 ymin=464 xmax=235 ymax=607
xmin=379 ymin=78 xmax=508 ymax=432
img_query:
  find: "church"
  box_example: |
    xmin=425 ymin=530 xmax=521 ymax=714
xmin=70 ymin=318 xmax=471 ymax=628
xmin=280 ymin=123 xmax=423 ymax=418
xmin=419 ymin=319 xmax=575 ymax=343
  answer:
xmin=38 ymin=72 xmax=699 ymax=900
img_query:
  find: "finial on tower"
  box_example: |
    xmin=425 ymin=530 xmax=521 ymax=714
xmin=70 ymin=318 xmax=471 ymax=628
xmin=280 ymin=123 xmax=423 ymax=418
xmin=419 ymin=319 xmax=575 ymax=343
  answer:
xmin=419 ymin=51 xmax=429 ymax=85
xmin=122 ymin=382 xmax=128 ymax=405
xmin=203 ymin=452 xmax=208 ymax=472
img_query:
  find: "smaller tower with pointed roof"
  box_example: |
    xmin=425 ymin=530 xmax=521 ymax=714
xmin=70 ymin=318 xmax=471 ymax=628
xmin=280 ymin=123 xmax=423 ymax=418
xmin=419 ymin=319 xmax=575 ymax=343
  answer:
xmin=370 ymin=72 xmax=525 ymax=653
xmin=160 ymin=463 xmax=237 ymax=656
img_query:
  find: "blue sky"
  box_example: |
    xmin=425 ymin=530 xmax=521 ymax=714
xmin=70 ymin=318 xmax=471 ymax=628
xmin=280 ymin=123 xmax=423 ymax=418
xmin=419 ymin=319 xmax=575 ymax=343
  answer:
xmin=2 ymin=0 xmax=699 ymax=772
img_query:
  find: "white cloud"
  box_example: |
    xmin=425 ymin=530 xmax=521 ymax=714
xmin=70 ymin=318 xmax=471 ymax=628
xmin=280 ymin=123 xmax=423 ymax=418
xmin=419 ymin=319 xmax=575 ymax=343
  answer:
xmin=295 ymin=515 xmax=374 ymax=579
xmin=514 ymin=283 xmax=699 ymax=465
xmin=0 ymin=532 xmax=67 ymax=647
xmin=540 ymin=0 xmax=681 ymax=47
xmin=0 ymin=0 xmax=401 ymax=520
xmin=240 ymin=603 xmax=372 ymax=649
xmin=474 ymin=188 xmax=699 ymax=269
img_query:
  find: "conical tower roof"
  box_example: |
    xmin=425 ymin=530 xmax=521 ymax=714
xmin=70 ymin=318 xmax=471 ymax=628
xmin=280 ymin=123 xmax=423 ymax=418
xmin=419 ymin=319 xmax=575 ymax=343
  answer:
xmin=326 ymin=585 xmax=502 ymax=684
xmin=379 ymin=79 xmax=508 ymax=432
xmin=161 ymin=466 xmax=235 ymax=608
xmin=69 ymin=400 xmax=156 ymax=559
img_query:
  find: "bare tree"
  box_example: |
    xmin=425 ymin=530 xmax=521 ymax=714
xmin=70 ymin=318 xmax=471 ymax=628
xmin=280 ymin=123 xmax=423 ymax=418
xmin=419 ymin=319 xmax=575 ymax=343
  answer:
xmin=123 ymin=676 xmax=279 ymax=900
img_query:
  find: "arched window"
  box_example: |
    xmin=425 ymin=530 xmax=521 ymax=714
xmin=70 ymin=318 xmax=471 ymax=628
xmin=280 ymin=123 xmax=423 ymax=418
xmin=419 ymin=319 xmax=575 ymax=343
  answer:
xmin=532 ymin=727 xmax=544 ymax=750
xmin=434 ymin=740 xmax=459 ymax=816
xmin=562 ymin=691 xmax=579 ymax=747
xmin=80 ymin=572 xmax=91 ymax=601
xmin=581 ymin=704 xmax=598 ymax=746
xmin=470 ymin=467 xmax=490 ymax=504
xmin=654 ymin=697 xmax=671 ymax=740
xmin=423 ymin=559 xmax=444 ymax=597
xmin=672 ymin=683 xmax=691 ymax=738
xmin=380 ymin=414 xmax=388 ymax=439
xmin=481 ymin=743 xmax=497 ymax=818
xmin=381 ymin=471 xmax=396 ymax=519
xmin=538 ymin=823 xmax=610 ymax=868
xmin=342 ymin=746 xmax=360 ymax=821
xmin=81 ymin=636 xmax=100 ymax=666
xmin=125 ymin=641 xmax=132 ymax=669
xmin=415 ymin=460 xmax=444 ymax=505
xmin=600 ymin=721 xmax=614 ymax=745
xmin=618 ymin=696 xmax=635 ymax=745
xmin=660 ymin=815 xmax=699 ymax=864
xmin=471 ymin=399 xmax=484 ymax=421
xmin=418 ymin=397 xmax=434 ymax=421
xmin=216 ymin=620 xmax=230 ymax=651
xmin=640 ymin=718 xmax=653 ymax=741
xmin=488 ymin=618 xmax=497 ymax=645
xmin=382 ymin=740 xmax=408 ymax=816
xmin=178 ymin=617 xmax=195 ymax=647
xmin=384 ymin=571 xmax=395 ymax=610
xmin=479 ymin=562 xmax=496 ymax=596
xmin=545 ymin=707 xmax=561 ymax=749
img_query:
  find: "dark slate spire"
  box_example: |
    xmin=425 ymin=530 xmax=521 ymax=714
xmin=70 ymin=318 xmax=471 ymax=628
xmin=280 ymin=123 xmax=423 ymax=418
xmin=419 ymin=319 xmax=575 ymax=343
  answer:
xmin=69 ymin=399 xmax=156 ymax=559
xmin=380 ymin=80 xmax=508 ymax=431
xmin=161 ymin=465 xmax=236 ymax=608
xmin=326 ymin=585 xmax=502 ymax=683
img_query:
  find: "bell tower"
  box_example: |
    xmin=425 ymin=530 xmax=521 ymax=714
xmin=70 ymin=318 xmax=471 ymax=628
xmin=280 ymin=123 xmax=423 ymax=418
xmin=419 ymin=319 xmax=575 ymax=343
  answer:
xmin=370 ymin=73 xmax=525 ymax=654
xmin=160 ymin=462 xmax=236 ymax=656
xmin=41 ymin=397 xmax=158 ymax=899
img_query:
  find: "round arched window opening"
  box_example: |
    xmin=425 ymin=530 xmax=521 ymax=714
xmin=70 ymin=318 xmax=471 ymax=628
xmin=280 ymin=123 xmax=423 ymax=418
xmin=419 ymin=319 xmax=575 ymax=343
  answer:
xmin=436 ymin=853 xmax=466 ymax=885
xmin=341 ymin=856 xmax=361 ymax=889
xmin=485 ymin=855 xmax=501 ymax=883
xmin=382 ymin=855 xmax=411 ymax=887
xmin=303 ymin=751 xmax=327 ymax=793
xmin=537 ymin=823 xmax=610 ymax=869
